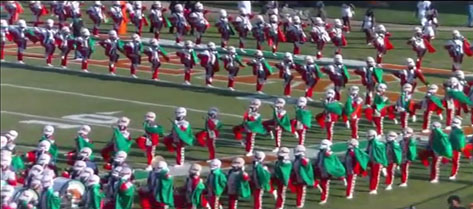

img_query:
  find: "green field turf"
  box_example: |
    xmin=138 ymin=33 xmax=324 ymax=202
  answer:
xmin=2 ymin=2 xmax=473 ymax=209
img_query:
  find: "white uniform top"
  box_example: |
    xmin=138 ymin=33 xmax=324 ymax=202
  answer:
xmin=41 ymin=28 xmax=56 ymax=44
xmin=411 ymin=36 xmax=426 ymax=50
xmin=88 ymin=5 xmax=104 ymax=20
xmin=150 ymin=8 xmax=163 ymax=21
xmin=280 ymin=61 xmax=293 ymax=76
xmin=190 ymin=11 xmax=208 ymax=26
xmin=446 ymin=38 xmax=464 ymax=55
xmin=110 ymin=5 xmax=123 ymax=19
xmin=422 ymin=23 xmax=435 ymax=37
xmin=201 ymin=50 xmax=217 ymax=65
xmin=362 ymin=16 xmax=373 ymax=30
xmin=373 ymin=32 xmax=386 ymax=47
xmin=70 ymin=1 xmax=81 ymax=17
xmin=341 ymin=6 xmax=354 ymax=18
xmin=332 ymin=27 xmax=343 ymax=39
xmin=311 ymin=25 xmax=330 ymax=42
xmin=235 ymin=15 xmax=252 ymax=31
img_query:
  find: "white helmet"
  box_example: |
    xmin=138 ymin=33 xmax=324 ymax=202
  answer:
xmin=0 ymin=19 xmax=8 ymax=28
xmin=18 ymin=19 xmax=27 ymax=28
xmin=37 ymin=153 xmax=51 ymax=165
xmin=275 ymin=98 xmax=286 ymax=108
xmin=80 ymin=167 xmax=95 ymax=181
xmin=72 ymin=160 xmax=87 ymax=172
xmin=314 ymin=17 xmax=323 ymax=25
xmin=175 ymin=4 xmax=183 ymax=12
xmin=114 ymin=151 xmax=128 ymax=163
xmin=189 ymin=163 xmax=202 ymax=174
xmin=427 ymin=84 xmax=438 ymax=94
xmin=452 ymin=117 xmax=462 ymax=128
xmin=43 ymin=125 xmax=54 ymax=136
xmin=294 ymin=145 xmax=306 ymax=156
xmin=386 ymin=131 xmax=398 ymax=141
xmin=30 ymin=164 xmax=44 ymax=176
xmin=305 ymin=56 xmax=314 ymax=64
xmin=81 ymin=28 xmax=90 ymax=37
xmin=452 ymin=30 xmax=461 ymax=38
xmin=349 ymin=86 xmax=360 ymax=94
xmin=250 ymin=98 xmax=262 ymax=108
xmin=377 ymin=83 xmax=388 ymax=92
xmin=1 ymin=185 xmax=15 ymax=200
xmin=207 ymin=42 xmax=216 ymax=50
xmin=152 ymin=1 xmax=162 ymax=8
xmin=231 ymin=157 xmax=245 ymax=168
xmin=270 ymin=14 xmax=278 ymax=22
xmin=208 ymin=107 xmax=219 ymax=118
xmin=149 ymin=38 xmax=159 ymax=47
xmin=194 ymin=2 xmax=203 ymax=11
xmin=376 ymin=24 xmax=386 ymax=33
xmin=209 ymin=159 xmax=222 ymax=170
xmin=334 ymin=19 xmax=342 ymax=27
xmin=239 ymin=7 xmax=247 ymax=15
xmin=297 ymin=97 xmax=308 ymax=107
xmin=185 ymin=40 xmax=194 ymax=48
xmin=334 ymin=54 xmax=343 ymax=64
xmin=78 ymin=147 xmax=93 ymax=159
xmin=254 ymin=151 xmax=266 ymax=162
xmin=454 ymin=70 xmax=465 ymax=80
xmin=61 ymin=26 xmax=70 ymax=33
xmin=86 ymin=174 xmax=101 ymax=186
xmin=5 ymin=130 xmax=18 ymax=141
xmin=109 ymin=30 xmax=118 ymax=39
xmin=277 ymin=147 xmax=290 ymax=157
xmin=220 ymin=9 xmax=227 ymax=18
xmin=46 ymin=19 xmax=54 ymax=28
xmin=414 ymin=27 xmax=422 ymax=34
xmin=132 ymin=33 xmax=141 ymax=42
xmin=145 ymin=112 xmax=156 ymax=121
xmin=406 ymin=58 xmax=415 ymax=68
xmin=41 ymin=175 xmax=54 ymax=188
xmin=402 ymin=127 xmax=414 ymax=137
xmin=155 ymin=161 xmax=168 ymax=171
xmin=367 ymin=129 xmax=378 ymax=140
xmin=255 ymin=50 xmax=263 ymax=58
xmin=256 ymin=15 xmax=264 ymax=23
xmin=325 ymin=89 xmax=336 ymax=98
xmin=284 ymin=52 xmax=293 ymax=61
xmin=175 ymin=107 xmax=187 ymax=118
xmin=118 ymin=116 xmax=130 ymax=127
xmin=348 ymin=138 xmax=359 ymax=148
xmin=403 ymin=83 xmax=413 ymax=92
xmin=78 ymin=125 xmax=91 ymax=135
xmin=293 ymin=15 xmax=301 ymax=24
xmin=449 ymin=77 xmax=459 ymax=86
xmin=320 ymin=139 xmax=332 ymax=150
xmin=228 ymin=46 xmax=236 ymax=54
xmin=38 ymin=140 xmax=51 ymax=152
xmin=94 ymin=1 xmax=102 ymax=6
xmin=431 ymin=121 xmax=442 ymax=129
xmin=366 ymin=56 xmax=375 ymax=66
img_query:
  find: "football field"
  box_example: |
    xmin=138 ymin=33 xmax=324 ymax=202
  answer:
xmin=2 ymin=1 xmax=473 ymax=208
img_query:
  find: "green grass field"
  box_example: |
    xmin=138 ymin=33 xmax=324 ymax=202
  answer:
xmin=1 ymin=1 xmax=473 ymax=209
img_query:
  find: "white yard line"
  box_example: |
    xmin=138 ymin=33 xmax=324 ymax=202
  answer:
xmin=1 ymin=83 xmax=242 ymax=118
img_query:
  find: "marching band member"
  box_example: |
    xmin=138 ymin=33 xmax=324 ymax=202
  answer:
xmin=170 ymin=4 xmax=189 ymax=44
xmin=365 ymin=130 xmax=387 ymax=195
xmin=341 ymin=3 xmax=355 ymax=32
xmin=286 ymin=16 xmax=306 ymax=55
xmin=0 ymin=184 xmax=16 ymax=209
xmin=292 ymin=97 xmax=312 ymax=145
xmin=265 ymin=14 xmax=286 ymax=54
xmin=123 ymin=33 xmax=143 ymax=78
xmin=144 ymin=38 xmax=170 ymax=80
xmin=394 ymin=84 xmax=416 ymax=129
xmin=263 ymin=98 xmax=292 ymax=152
xmin=66 ymin=125 xmax=94 ymax=165
xmin=198 ymin=42 xmax=220 ymax=87
xmin=329 ymin=19 xmax=348 ymax=54
xmin=188 ymin=2 xmax=209 ymax=45
xmin=51 ymin=0 xmax=67 ymax=28
xmin=35 ymin=19 xmax=56 ymax=67
xmin=62 ymin=160 xmax=87 ymax=179
xmin=115 ymin=166 xmax=136 ymax=209
xmin=83 ymin=175 xmax=104 ymax=209
xmin=247 ymin=50 xmax=274 ymax=94
xmin=101 ymin=117 xmax=132 ymax=167
xmin=275 ymin=52 xmax=296 ymax=97
xmin=444 ymin=76 xmax=473 ymax=129
xmin=418 ymin=84 xmax=444 ymax=133
xmin=151 ymin=161 xmax=174 ymax=209
xmin=322 ymin=54 xmax=350 ymax=100
xmin=9 ymin=19 xmax=35 ymax=64
xmin=291 ymin=145 xmax=314 ymax=208
xmin=176 ymin=40 xmax=199 ymax=85
xmin=215 ymin=9 xmax=234 ymax=48
xmin=163 ymin=107 xmax=195 ymax=167
xmin=129 ymin=1 xmax=148 ymax=36
xmin=343 ymin=86 xmax=364 ymax=139
xmin=38 ymin=174 xmax=61 ymax=209
xmin=55 ymin=26 xmax=74 ymax=68
xmin=309 ymin=17 xmax=330 ymax=59
xmin=344 ymin=139 xmax=369 ymax=199
xmin=295 ymin=56 xmax=321 ymax=101
xmin=232 ymin=7 xmax=252 ymax=51
xmin=3 ymin=1 xmax=23 ymax=24
xmin=221 ymin=46 xmax=245 ymax=91
xmin=399 ymin=128 xmax=417 ymax=187
xmin=148 ymin=1 xmax=170 ymax=40
xmin=75 ymin=28 xmax=96 ymax=72
xmin=444 ymin=30 xmax=472 ymax=71
xmin=315 ymin=139 xmax=346 ymax=204
xmin=135 ymin=112 xmax=164 ymax=171
xmin=227 ymin=157 xmax=251 ymax=209
xmin=1 ymin=151 xmax=17 ymax=186
xmin=184 ymin=164 xmax=208 ymax=209
xmin=448 ymin=117 xmax=466 ymax=180
xmin=251 ymin=151 xmax=271 ymax=209
xmin=316 ymin=89 xmax=343 ymax=141
xmin=272 ymin=147 xmax=291 ymax=209
xmin=86 ymin=1 xmax=106 ymax=36
xmin=384 ymin=131 xmax=402 ymax=191
xmin=195 ymin=108 xmax=222 ymax=160
xmin=407 ymin=27 xmax=436 ymax=68
xmin=233 ymin=99 xmax=266 ymax=156
xmin=99 ymin=30 xmax=122 ymax=75
xmin=252 ymin=15 xmax=266 ymax=51
xmin=366 ymin=84 xmax=390 ymax=135
xmin=354 ymin=56 xmax=384 ymax=105
xmin=392 ymin=58 xmax=428 ymax=93
xmin=29 ymin=1 xmax=49 ymax=26
xmin=361 ymin=9 xmax=375 ymax=44
xmin=371 ymin=25 xmax=394 ymax=65
xmin=426 ymin=122 xmax=452 ymax=183
xmin=108 ymin=1 xmax=125 ymax=33
xmin=39 ymin=125 xmax=58 ymax=163
xmin=206 ymin=159 xmax=227 ymax=209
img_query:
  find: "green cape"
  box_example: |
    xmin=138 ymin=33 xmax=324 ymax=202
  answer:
xmin=324 ymin=102 xmax=343 ymax=116
xmin=45 ymin=187 xmax=61 ymax=209
xmin=374 ymin=95 xmax=389 ymax=111
xmin=354 ymin=147 xmax=370 ymax=171
xmin=86 ymin=185 xmax=104 ymax=209
xmin=254 ymin=163 xmax=271 ymax=191
xmin=368 ymin=139 xmax=388 ymax=166
xmin=405 ymin=138 xmax=418 ymax=161
xmin=297 ymin=158 xmax=315 ymax=186
xmin=273 ymin=109 xmax=292 ymax=132
xmin=274 ymin=161 xmax=292 ymax=186
xmin=144 ymin=122 xmax=164 ymax=136
xmin=172 ymin=122 xmax=195 ymax=146
xmin=344 ymin=96 xmax=354 ymax=116
xmin=191 ymin=180 xmax=205 ymax=207
xmin=388 ymin=141 xmax=403 ymax=164
xmin=432 ymin=128 xmax=453 ymax=158
xmin=429 ymin=95 xmax=445 ymax=110
xmin=210 ymin=169 xmax=227 ymax=196
xmin=323 ymin=154 xmax=346 ymax=178
xmin=449 ymin=127 xmax=466 ymax=151
xmin=243 ymin=117 xmax=267 ymax=134
xmin=11 ymin=155 xmax=25 ymax=172
xmin=295 ymin=108 xmax=312 ymax=127
xmin=39 ymin=136 xmax=58 ymax=161
xmin=116 ymin=179 xmax=135 ymax=209
xmin=155 ymin=170 xmax=174 ymax=207
xmin=113 ymin=128 xmax=133 ymax=154
xmin=447 ymin=90 xmax=473 ymax=106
